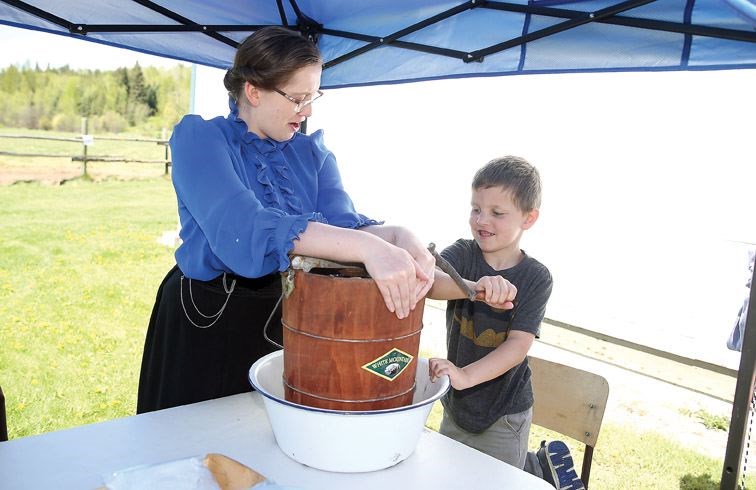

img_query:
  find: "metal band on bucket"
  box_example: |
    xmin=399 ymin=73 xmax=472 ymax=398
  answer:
xmin=282 ymin=320 xmax=422 ymax=342
xmin=282 ymin=376 xmax=417 ymax=405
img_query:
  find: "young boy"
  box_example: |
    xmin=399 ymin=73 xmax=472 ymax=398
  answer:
xmin=428 ymin=156 xmax=584 ymax=490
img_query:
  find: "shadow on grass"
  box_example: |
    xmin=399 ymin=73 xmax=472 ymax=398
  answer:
xmin=680 ymin=473 xmax=719 ymax=490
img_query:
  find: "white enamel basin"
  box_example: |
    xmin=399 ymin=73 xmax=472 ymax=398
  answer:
xmin=248 ymin=350 xmax=450 ymax=473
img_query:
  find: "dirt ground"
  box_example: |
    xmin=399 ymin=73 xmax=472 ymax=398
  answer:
xmin=419 ymin=302 xmax=749 ymax=468
xmin=0 ymin=159 xmax=167 ymax=185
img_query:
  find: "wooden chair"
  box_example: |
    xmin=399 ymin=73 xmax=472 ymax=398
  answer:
xmin=529 ymin=356 xmax=609 ymax=489
xmin=0 ymin=385 xmax=7 ymax=441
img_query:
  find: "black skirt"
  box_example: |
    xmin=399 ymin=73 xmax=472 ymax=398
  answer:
xmin=136 ymin=265 xmax=283 ymax=413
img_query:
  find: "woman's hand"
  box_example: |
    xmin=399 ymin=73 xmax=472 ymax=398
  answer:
xmin=429 ymin=358 xmax=473 ymax=390
xmin=293 ymin=222 xmax=432 ymax=319
xmin=390 ymin=227 xmax=436 ymax=301
xmin=475 ymin=276 xmax=517 ymax=310
xmin=362 ymin=243 xmax=428 ymax=319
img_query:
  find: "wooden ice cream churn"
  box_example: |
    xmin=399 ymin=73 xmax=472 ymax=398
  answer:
xmin=281 ymin=256 xmax=424 ymax=411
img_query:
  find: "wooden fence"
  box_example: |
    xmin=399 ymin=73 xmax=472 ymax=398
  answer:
xmin=0 ymin=118 xmax=171 ymax=176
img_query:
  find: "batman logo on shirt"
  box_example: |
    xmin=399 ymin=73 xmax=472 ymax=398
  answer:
xmin=455 ymin=313 xmax=508 ymax=348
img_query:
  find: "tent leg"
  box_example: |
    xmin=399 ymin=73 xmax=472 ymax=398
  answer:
xmin=721 ymin=264 xmax=756 ymax=489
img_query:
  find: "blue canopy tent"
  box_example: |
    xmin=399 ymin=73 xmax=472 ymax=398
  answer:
xmin=1 ymin=0 xmax=755 ymax=88
xmin=1 ymin=1 xmax=755 ymax=488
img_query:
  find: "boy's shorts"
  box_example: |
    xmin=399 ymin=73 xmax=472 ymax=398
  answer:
xmin=439 ymin=407 xmax=533 ymax=469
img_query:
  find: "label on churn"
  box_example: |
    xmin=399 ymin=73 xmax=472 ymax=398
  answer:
xmin=361 ymin=348 xmax=414 ymax=381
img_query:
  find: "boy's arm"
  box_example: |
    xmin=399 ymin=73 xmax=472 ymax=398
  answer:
xmin=428 ymin=272 xmax=516 ymax=309
xmin=429 ymin=330 xmax=535 ymax=390
xmin=427 ymin=270 xmax=474 ymax=300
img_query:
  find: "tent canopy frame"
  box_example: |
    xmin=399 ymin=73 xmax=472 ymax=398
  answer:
xmin=4 ymin=0 xmax=756 ymax=75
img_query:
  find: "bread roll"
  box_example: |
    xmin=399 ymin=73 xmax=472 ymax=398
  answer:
xmin=204 ymin=453 xmax=266 ymax=490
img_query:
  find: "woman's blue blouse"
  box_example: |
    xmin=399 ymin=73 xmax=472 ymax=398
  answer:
xmin=170 ymin=101 xmax=379 ymax=280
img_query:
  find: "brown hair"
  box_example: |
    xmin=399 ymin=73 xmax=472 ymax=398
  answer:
xmin=223 ymin=26 xmax=322 ymax=102
xmin=472 ymin=156 xmax=542 ymax=212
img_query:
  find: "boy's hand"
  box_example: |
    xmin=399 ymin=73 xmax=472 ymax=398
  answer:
xmin=474 ymin=276 xmax=517 ymax=310
xmin=429 ymin=358 xmax=474 ymax=390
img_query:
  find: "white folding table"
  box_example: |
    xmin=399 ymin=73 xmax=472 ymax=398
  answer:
xmin=0 ymin=392 xmax=553 ymax=489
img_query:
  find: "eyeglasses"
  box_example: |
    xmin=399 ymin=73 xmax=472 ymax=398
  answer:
xmin=273 ymin=88 xmax=324 ymax=113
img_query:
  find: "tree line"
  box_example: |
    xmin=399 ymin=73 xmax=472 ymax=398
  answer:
xmin=0 ymin=63 xmax=191 ymax=135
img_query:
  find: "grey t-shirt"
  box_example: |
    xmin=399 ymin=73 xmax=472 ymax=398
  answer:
xmin=441 ymin=239 xmax=553 ymax=433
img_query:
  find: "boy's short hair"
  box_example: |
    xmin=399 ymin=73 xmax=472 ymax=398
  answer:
xmin=472 ymin=156 xmax=542 ymax=212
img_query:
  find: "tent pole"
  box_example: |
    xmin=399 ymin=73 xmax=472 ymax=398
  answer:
xmin=721 ymin=264 xmax=756 ymax=489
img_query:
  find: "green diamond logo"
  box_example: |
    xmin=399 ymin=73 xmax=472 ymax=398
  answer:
xmin=361 ymin=348 xmax=414 ymax=381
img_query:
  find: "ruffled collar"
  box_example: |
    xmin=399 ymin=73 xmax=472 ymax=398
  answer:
xmin=228 ymin=97 xmax=303 ymax=213
xmin=228 ymin=97 xmax=293 ymax=154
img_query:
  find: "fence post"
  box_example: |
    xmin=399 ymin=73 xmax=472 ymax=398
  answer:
xmin=162 ymin=127 xmax=169 ymax=175
xmin=80 ymin=117 xmax=89 ymax=177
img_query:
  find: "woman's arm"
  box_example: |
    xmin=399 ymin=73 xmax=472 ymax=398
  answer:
xmin=291 ymin=222 xmax=429 ymax=319
xmin=360 ymin=225 xmax=436 ymax=300
xmin=307 ymin=137 xmax=435 ymax=313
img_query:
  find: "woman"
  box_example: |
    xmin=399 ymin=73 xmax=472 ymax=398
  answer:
xmin=137 ymin=26 xmax=435 ymax=413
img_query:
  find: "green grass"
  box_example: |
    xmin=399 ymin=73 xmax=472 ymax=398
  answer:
xmin=0 ymin=178 xmax=176 ymax=435
xmin=527 ymin=424 xmax=732 ymax=490
xmin=1 ymin=175 xmax=753 ymax=489
xmin=680 ymin=408 xmax=730 ymax=432
xmin=424 ymin=401 xmax=750 ymax=489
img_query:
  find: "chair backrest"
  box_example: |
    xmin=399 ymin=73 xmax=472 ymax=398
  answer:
xmin=528 ymin=355 xmax=609 ymax=488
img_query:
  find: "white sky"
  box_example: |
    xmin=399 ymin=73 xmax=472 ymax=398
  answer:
xmin=0 ymin=23 xmax=189 ymax=69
